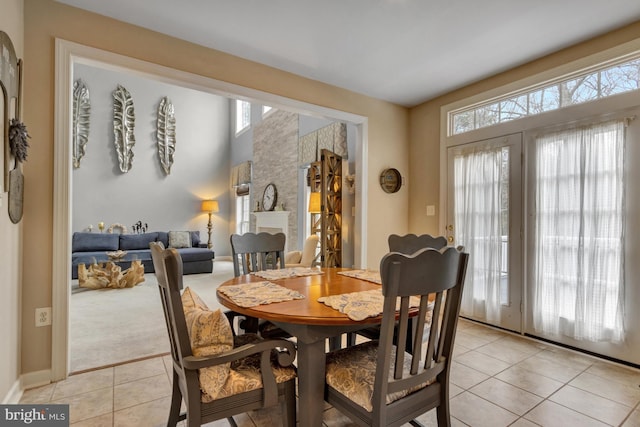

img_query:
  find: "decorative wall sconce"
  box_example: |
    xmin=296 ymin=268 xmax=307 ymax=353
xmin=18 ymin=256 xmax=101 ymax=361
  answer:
xmin=201 ymin=199 xmax=219 ymax=249
xmin=345 ymin=174 xmax=355 ymax=194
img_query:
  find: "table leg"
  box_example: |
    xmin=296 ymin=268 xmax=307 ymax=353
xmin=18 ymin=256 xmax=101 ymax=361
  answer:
xmin=296 ymin=338 xmax=326 ymax=427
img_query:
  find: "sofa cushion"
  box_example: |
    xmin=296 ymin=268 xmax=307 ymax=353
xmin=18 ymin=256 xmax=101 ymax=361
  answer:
xmin=177 ymin=247 xmax=214 ymax=262
xmin=169 ymin=231 xmax=191 ymax=248
xmin=156 ymin=231 xmax=169 ymax=247
xmin=181 ymin=287 xmax=234 ymax=401
xmin=119 ymin=232 xmax=158 ymax=251
xmin=190 ymin=231 xmax=201 ymax=247
xmin=72 ymin=232 xmax=119 ymax=252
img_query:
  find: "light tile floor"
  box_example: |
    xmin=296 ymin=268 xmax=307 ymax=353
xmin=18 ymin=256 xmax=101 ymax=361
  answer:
xmin=20 ymin=319 xmax=640 ymax=426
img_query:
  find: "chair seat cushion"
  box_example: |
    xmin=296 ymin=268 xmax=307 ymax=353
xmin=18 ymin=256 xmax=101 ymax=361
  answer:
xmin=325 ymin=341 xmax=432 ymax=412
xmin=182 ymin=287 xmax=234 ymax=401
xmin=205 ymin=333 xmax=297 ymax=402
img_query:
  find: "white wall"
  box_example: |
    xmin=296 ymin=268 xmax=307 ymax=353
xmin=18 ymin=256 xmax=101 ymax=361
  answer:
xmin=72 ymin=63 xmax=231 ymax=254
xmin=0 ymin=0 xmax=23 ymax=404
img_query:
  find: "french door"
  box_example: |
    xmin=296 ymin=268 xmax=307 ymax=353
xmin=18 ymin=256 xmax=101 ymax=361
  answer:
xmin=446 ymin=134 xmax=523 ymax=332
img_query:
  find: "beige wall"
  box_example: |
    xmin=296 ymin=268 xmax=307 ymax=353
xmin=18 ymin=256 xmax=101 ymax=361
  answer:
xmin=408 ymin=20 xmax=640 ymax=233
xmin=0 ymin=0 xmax=23 ymax=402
xmin=21 ymin=0 xmax=409 ymax=374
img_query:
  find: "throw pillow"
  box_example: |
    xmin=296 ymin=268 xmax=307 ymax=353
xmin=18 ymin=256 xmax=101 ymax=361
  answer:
xmin=169 ymin=231 xmax=191 ymax=248
xmin=181 ymin=287 xmax=234 ymax=400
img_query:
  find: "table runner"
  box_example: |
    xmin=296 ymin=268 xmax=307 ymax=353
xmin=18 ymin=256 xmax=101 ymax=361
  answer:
xmin=337 ymin=269 xmax=382 ymax=284
xmin=218 ymin=281 xmax=305 ymax=308
xmin=251 ymin=267 xmax=323 ymax=280
xmin=318 ymin=289 xmax=421 ymax=321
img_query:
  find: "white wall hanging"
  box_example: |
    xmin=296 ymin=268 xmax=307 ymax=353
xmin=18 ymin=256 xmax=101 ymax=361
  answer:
xmin=112 ymin=84 xmax=136 ymax=172
xmin=72 ymin=79 xmax=90 ymax=168
xmin=156 ymin=96 xmax=176 ymax=175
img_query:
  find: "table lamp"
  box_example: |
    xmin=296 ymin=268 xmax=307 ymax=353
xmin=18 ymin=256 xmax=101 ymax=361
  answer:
xmin=201 ymin=199 xmax=219 ymax=249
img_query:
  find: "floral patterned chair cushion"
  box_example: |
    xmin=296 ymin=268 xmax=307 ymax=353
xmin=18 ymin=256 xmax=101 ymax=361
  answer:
xmin=325 ymin=341 xmax=434 ymax=412
xmin=181 ymin=287 xmax=296 ymax=403
xmin=182 ymin=287 xmax=234 ymax=401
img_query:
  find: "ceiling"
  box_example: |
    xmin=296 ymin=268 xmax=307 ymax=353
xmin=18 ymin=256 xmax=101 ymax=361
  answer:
xmin=55 ymin=0 xmax=640 ymax=107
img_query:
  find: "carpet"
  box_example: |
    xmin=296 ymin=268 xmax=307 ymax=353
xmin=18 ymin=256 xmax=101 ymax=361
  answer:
xmin=69 ymin=260 xmax=235 ymax=373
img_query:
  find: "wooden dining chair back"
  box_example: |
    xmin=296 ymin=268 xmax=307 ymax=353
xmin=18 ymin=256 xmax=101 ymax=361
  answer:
xmin=150 ymin=242 xmax=297 ymax=427
xmin=325 ymin=247 xmax=469 ymax=427
xmin=348 ymin=234 xmax=450 ymax=349
xmin=230 ymin=232 xmax=286 ymax=276
xmin=230 ymin=232 xmax=290 ymax=338
xmin=388 ymin=233 xmax=448 ymax=254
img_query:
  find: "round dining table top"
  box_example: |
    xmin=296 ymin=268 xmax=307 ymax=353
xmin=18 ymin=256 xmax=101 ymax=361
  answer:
xmin=216 ymin=267 xmax=385 ymax=326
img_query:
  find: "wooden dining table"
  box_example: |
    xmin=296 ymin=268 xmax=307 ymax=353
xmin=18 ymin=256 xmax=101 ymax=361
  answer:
xmin=216 ymin=267 xmax=385 ymax=427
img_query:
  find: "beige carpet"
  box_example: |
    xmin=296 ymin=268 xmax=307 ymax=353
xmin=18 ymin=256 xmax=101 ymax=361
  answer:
xmin=69 ymin=260 xmax=235 ymax=373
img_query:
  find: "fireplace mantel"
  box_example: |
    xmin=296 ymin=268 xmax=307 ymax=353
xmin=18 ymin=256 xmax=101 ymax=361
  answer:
xmin=252 ymin=211 xmax=290 ymax=253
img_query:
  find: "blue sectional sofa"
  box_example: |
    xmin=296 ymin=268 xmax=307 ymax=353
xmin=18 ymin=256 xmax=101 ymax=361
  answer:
xmin=71 ymin=231 xmax=214 ymax=279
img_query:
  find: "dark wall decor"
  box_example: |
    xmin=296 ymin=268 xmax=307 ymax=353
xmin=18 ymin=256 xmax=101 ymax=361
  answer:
xmin=156 ymin=96 xmax=176 ymax=175
xmin=1 ymin=30 xmax=27 ymax=224
xmin=112 ymin=84 xmax=136 ymax=172
xmin=72 ymin=79 xmax=91 ymax=168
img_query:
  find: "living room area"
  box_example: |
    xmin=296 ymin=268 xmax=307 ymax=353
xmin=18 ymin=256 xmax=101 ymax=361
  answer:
xmin=68 ymin=60 xmax=357 ymax=373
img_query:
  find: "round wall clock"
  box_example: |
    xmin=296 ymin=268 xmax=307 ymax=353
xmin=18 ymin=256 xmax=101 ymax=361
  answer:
xmin=379 ymin=168 xmax=402 ymax=193
xmin=262 ymin=183 xmax=278 ymax=211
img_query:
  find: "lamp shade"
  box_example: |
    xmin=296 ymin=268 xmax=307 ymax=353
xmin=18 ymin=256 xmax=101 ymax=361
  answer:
xmin=308 ymin=192 xmax=321 ymax=213
xmin=201 ymin=199 xmax=219 ymax=213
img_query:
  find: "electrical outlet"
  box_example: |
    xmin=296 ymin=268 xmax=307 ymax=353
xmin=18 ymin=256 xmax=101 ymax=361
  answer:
xmin=426 ymin=205 xmax=436 ymax=216
xmin=35 ymin=307 xmax=52 ymax=327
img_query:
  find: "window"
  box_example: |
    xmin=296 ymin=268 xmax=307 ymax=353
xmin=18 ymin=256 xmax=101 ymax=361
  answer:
xmin=236 ymin=194 xmax=250 ymax=234
xmin=235 ymin=100 xmax=251 ymax=135
xmin=532 ymin=120 xmax=626 ymax=342
xmin=450 ymin=56 xmax=640 ymax=136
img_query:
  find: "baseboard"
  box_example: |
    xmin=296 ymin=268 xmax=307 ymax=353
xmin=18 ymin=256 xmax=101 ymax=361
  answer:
xmin=2 ymin=378 xmax=23 ymax=404
xmin=20 ymin=369 xmax=52 ymax=393
xmin=215 ymin=256 xmax=232 ymax=262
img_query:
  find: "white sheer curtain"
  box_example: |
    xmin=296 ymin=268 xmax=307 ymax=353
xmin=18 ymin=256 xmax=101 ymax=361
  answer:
xmin=533 ymin=120 xmax=626 ymax=342
xmin=454 ymin=148 xmax=505 ymax=323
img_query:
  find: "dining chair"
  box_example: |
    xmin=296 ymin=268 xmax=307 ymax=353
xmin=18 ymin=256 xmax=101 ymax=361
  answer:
xmin=230 ymin=232 xmax=290 ymax=338
xmin=149 ymin=242 xmax=297 ymax=427
xmin=347 ymin=234 xmax=449 ymax=349
xmin=324 ymin=247 xmax=469 ymax=427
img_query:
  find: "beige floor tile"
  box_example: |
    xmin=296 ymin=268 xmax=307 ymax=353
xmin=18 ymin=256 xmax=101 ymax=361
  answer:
xmin=70 ymin=412 xmax=112 ymax=426
xmin=113 ymin=373 xmax=172 ymax=411
xmin=586 ymin=361 xmax=640 ymax=388
xmin=509 ymin=418 xmax=542 ymax=427
xmin=248 ymin=404 xmax=287 ymax=426
xmin=449 ymin=383 xmax=464 ymax=398
xmin=495 ymin=366 xmax=563 ymax=398
xmin=113 ymin=396 xmax=173 ymax=427
xmin=535 ymin=347 xmax=597 ymax=371
xmin=450 ymin=361 xmax=490 ymax=389
xmin=450 ymin=391 xmax=518 ymax=427
xmin=493 ymin=335 xmax=546 ymax=355
xmin=115 ymin=357 xmax=167 ymax=385
xmin=322 ymin=407 xmax=358 ymax=426
xmin=549 ymin=385 xmax=632 ymax=426
xmin=473 ymin=339 xmax=533 ymax=365
xmin=454 ymin=350 xmax=512 ymax=376
xmin=623 ymin=409 xmax=640 ymax=427
xmin=454 ymin=330 xmax=494 ymax=350
xmin=19 ymin=383 xmax=56 ymax=403
xmin=51 ymin=387 xmax=113 ymax=424
xmin=469 ymin=378 xmax=543 ymax=415
xmin=452 ymin=342 xmax=472 ymax=358
xmin=515 ymin=354 xmax=586 ymax=383
xmin=524 ymin=400 xmax=609 ymax=427
xmin=570 ymin=371 xmax=640 ymax=408
xmin=51 ymin=368 xmax=114 ymax=400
